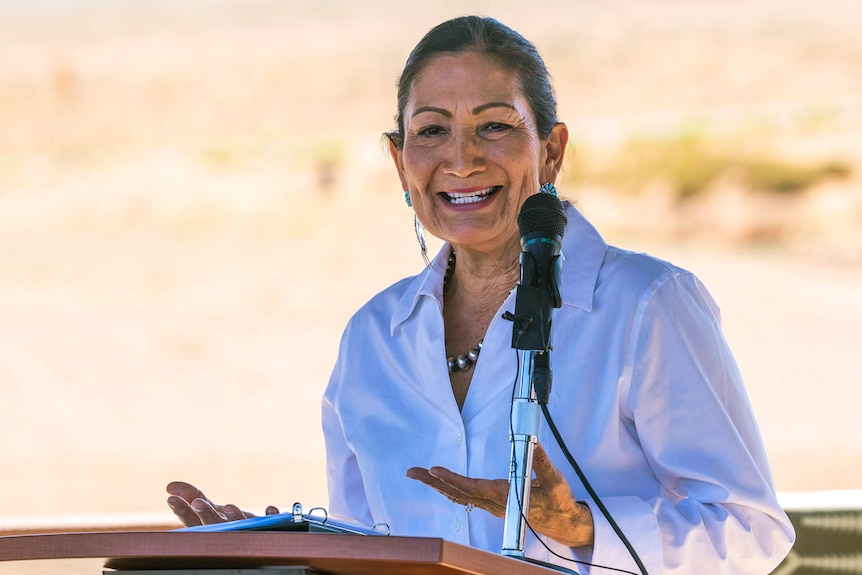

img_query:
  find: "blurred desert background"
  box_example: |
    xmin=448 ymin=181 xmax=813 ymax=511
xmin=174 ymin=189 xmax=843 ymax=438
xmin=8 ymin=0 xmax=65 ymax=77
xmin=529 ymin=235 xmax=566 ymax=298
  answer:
xmin=1 ymin=0 xmax=861 ymax=538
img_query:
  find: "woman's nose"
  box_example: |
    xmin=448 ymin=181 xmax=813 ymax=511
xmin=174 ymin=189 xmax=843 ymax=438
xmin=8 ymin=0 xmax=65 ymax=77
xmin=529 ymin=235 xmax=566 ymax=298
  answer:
xmin=444 ymin=131 xmax=485 ymax=177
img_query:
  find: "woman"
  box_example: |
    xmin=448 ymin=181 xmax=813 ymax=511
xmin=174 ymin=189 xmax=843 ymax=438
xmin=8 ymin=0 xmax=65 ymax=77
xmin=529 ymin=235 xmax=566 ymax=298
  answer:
xmin=169 ymin=16 xmax=795 ymax=574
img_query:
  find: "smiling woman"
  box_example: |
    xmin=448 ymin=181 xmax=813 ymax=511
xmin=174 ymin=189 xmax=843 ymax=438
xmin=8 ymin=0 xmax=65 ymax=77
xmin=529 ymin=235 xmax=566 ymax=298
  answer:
xmin=166 ymin=15 xmax=796 ymax=575
xmin=390 ymin=51 xmax=565 ymax=263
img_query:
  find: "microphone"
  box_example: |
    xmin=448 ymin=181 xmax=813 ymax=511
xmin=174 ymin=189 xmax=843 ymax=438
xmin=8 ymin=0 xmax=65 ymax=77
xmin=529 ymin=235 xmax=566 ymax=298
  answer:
xmin=509 ymin=192 xmax=567 ymax=353
xmin=501 ymin=191 xmax=567 ymax=558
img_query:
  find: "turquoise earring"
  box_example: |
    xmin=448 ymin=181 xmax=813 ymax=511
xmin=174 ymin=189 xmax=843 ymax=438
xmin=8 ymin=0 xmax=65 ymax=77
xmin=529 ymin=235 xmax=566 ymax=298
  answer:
xmin=540 ymin=182 xmax=557 ymax=196
xmin=404 ymin=190 xmax=412 ymax=207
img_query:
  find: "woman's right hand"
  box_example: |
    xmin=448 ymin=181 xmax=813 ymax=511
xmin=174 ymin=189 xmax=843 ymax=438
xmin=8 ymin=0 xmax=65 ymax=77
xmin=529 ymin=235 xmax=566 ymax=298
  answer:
xmin=166 ymin=481 xmax=279 ymax=526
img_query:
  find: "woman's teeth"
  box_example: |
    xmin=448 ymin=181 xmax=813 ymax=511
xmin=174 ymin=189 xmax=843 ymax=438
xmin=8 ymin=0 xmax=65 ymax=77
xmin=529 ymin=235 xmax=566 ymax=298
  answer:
xmin=444 ymin=187 xmax=497 ymax=204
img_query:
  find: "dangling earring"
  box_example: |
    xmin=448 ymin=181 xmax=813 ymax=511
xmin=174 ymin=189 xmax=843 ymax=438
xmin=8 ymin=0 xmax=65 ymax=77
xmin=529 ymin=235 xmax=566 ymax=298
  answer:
xmin=414 ymin=214 xmax=431 ymax=268
xmin=540 ymin=182 xmax=557 ymax=196
xmin=405 ymin=189 xmax=429 ymax=267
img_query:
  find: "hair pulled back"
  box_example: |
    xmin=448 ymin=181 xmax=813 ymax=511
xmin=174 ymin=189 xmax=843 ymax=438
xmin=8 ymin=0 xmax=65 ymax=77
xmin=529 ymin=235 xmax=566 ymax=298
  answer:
xmin=388 ymin=16 xmax=558 ymax=149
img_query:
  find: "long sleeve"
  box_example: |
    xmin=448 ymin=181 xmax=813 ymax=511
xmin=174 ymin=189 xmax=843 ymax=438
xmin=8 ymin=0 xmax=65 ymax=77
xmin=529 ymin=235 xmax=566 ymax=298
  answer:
xmin=579 ymin=271 xmax=795 ymax=574
xmin=321 ymin=321 xmax=374 ymax=527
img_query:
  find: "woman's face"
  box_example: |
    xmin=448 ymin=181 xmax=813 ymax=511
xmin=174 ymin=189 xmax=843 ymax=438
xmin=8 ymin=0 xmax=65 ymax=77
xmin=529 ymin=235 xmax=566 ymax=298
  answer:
xmin=390 ymin=51 xmax=567 ymax=256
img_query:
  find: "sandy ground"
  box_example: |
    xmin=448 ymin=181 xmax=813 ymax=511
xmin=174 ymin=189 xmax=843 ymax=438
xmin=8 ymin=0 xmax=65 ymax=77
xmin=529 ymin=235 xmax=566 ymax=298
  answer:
xmin=1 ymin=0 xmax=861 ymax=540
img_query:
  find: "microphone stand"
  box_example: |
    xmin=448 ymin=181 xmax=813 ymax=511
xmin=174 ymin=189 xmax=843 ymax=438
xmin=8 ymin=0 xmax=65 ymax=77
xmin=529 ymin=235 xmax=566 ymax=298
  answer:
xmin=501 ymin=350 xmax=580 ymax=575
xmin=501 ymin=347 xmax=543 ymax=557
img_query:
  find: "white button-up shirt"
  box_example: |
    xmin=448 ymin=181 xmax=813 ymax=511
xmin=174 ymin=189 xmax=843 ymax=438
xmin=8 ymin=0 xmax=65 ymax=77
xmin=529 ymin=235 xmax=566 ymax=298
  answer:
xmin=322 ymin=204 xmax=794 ymax=574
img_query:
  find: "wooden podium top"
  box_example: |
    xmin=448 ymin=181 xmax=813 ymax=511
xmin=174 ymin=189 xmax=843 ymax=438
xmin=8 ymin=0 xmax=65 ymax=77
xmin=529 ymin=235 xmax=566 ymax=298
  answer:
xmin=0 ymin=531 xmax=570 ymax=575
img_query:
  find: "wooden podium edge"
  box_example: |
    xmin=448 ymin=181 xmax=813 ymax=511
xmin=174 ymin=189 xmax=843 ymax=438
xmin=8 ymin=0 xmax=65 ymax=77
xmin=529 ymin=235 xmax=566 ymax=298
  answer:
xmin=0 ymin=531 xmax=566 ymax=575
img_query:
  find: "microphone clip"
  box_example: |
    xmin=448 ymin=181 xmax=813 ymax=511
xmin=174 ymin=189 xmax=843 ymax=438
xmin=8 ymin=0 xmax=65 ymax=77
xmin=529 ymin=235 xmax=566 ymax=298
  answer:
xmin=508 ymin=280 xmax=559 ymax=352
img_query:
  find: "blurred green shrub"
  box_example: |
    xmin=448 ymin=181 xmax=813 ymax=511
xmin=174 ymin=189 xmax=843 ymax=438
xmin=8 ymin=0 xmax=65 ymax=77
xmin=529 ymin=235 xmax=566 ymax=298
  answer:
xmin=569 ymin=133 xmax=852 ymax=200
xmin=739 ymin=157 xmax=851 ymax=194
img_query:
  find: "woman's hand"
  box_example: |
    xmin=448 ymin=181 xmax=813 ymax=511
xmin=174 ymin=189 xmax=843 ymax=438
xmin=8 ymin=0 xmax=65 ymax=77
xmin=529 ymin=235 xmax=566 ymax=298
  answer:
xmin=166 ymin=481 xmax=279 ymax=527
xmin=406 ymin=442 xmax=594 ymax=548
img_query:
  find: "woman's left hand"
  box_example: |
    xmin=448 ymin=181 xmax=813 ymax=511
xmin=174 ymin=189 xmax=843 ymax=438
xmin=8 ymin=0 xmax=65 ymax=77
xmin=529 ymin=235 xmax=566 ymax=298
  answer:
xmin=406 ymin=442 xmax=594 ymax=548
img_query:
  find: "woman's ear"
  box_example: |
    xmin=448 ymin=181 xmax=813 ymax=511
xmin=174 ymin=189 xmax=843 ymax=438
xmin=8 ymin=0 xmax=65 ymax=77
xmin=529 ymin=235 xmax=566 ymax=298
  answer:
xmin=541 ymin=122 xmax=569 ymax=184
xmin=388 ymin=138 xmax=410 ymax=192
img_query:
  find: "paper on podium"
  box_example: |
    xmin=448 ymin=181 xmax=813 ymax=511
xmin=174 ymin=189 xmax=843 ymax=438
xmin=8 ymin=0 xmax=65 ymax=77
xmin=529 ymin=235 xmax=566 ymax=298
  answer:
xmin=174 ymin=503 xmax=387 ymax=536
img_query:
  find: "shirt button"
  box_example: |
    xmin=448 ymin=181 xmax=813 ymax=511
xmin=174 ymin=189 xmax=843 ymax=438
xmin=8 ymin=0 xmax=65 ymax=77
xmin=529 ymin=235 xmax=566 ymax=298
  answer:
xmin=452 ymin=519 xmax=462 ymax=533
xmin=456 ymin=432 xmax=463 ymax=444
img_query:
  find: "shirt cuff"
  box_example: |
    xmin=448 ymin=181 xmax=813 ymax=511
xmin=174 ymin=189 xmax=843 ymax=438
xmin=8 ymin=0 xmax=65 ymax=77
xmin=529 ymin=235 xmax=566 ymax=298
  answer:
xmin=578 ymin=496 xmax=662 ymax=575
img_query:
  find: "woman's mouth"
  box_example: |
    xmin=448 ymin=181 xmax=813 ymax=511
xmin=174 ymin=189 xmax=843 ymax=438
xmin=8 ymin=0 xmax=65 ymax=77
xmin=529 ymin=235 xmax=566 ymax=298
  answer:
xmin=441 ymin=187 xmax=500 ymax=205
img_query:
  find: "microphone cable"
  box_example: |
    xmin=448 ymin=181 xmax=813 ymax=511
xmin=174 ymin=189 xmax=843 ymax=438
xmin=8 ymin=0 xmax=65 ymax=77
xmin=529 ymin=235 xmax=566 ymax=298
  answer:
xmin=541 ymin=403 xmax=650 ymax=575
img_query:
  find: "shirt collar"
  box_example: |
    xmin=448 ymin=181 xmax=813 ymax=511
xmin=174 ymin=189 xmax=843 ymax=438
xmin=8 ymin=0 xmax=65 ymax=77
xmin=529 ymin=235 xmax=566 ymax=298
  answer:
xmin=390 ymin=244 xmax=449 ymax=336
xmin=558 ymin=203 xmax=608 ymax=312
xmin=389 ymin=203 xmax=608 ymax=334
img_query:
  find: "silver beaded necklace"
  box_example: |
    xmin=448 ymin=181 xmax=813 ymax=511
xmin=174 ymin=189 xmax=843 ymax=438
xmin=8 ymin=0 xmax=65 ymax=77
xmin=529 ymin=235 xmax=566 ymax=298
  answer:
xmin=444 ymin=250 xmax=484 ymax=374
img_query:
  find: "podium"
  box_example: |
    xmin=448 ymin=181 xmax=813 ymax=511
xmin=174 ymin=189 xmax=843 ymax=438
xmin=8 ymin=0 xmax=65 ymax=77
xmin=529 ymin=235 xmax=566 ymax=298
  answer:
xmin=0 ymin=531 xmax=569 ymax=575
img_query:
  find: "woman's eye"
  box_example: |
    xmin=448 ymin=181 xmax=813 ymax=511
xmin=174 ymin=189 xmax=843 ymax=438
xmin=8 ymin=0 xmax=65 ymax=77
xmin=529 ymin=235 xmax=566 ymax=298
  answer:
xmin=481 ymin=122 xmax=513 ymax=135
xmin=417 ymin=126 xmax=446 ymax=137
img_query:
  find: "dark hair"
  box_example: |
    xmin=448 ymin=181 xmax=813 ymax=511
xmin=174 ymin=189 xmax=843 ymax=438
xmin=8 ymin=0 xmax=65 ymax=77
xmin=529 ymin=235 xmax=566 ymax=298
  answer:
xmin=387 ymin=16 xmax=558 ymax=149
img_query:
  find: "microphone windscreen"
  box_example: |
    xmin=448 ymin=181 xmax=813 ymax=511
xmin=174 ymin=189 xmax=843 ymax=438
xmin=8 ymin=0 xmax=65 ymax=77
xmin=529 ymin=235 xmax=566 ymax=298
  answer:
xmin=517 ymin=192 xmax=567 ymax=238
